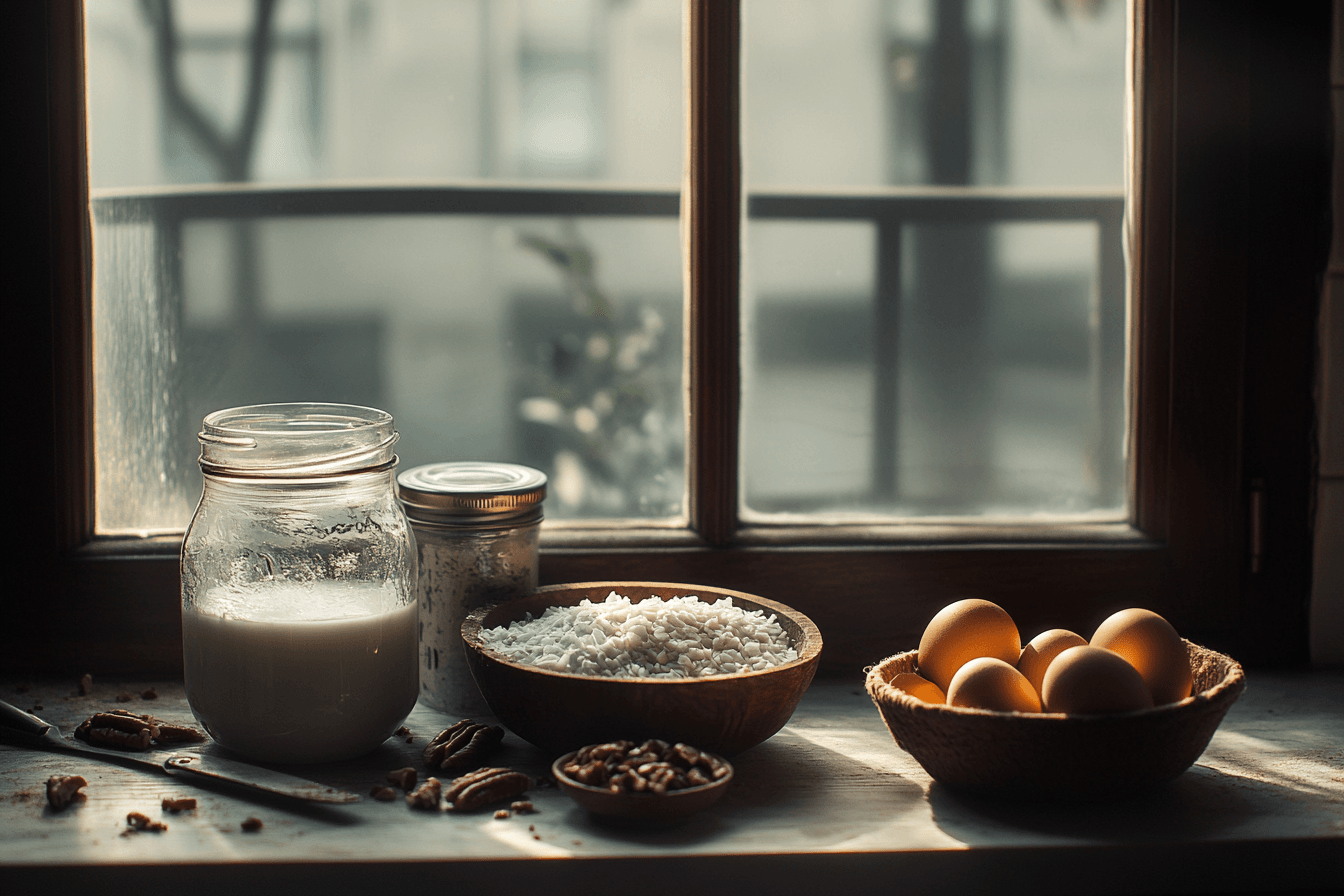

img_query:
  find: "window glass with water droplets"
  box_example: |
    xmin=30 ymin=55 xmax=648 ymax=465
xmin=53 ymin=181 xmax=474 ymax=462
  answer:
xmin=85 ymin=0 xmax=685 ymax=532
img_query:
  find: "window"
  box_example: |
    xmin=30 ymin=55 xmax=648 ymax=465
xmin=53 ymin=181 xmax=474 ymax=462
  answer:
xmin=85 ymin=0 xmax=1127 ymax=531
xmin=13 ymin=0 xmax=1327 ymax=676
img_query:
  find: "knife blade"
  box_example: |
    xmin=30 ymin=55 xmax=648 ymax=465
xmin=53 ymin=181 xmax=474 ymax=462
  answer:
xmin=0 ymin=698 xmax=360 ymax=803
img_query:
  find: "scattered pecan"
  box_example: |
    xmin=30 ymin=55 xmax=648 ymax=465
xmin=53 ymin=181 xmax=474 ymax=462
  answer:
xmin=82 ymin=725 xmax=153 ymax=751
xmin=493 ymin=809 xmax=510 ymax=819
xmin=387 ymin=767 xmax=417 ymax=791
xmin=78 ymin=673 xmax=93 ymax=696
xmin=162 ymin=797 xmax=196 ymax=813
xmin=116 ymin=693 xmax=133 ymax=703
xmin=76 ymin=715 xmax=155 ymax=750
xmin=241 ymin=816 xmax=264 ymax=832
xmin=443 ymin=767 xmax=531 ymax=812
xmin=74 ymin=709 xmax=204 ymax=750
xmin=78 ymin=709 xmax=159 ymax=738
xmin=141 ymin=687 xmax=158 ymax=700
xmin=152 ymin=720 xmax=207 ymax=745
xmin=45 ymin=775 xmax=87 ymax=810
xmin=126 ymin=811 xmax=167 ymax=832
xmin=560 ymin=739 xmax=730 ymax=795
xmin=406 ymin=777 xmax=442 ymax=810
xmin=510 ymin=800 xmax=535 ymax=814
xmin=423 ymin=720 xmax=505 ymax=772
xmin=370 ymin=786 xmax=397 ymax=802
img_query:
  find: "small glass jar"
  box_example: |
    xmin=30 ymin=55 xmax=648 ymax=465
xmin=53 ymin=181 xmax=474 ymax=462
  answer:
xmin=397 ymin=462 xmax=546 ymax=715
xmin=180 ymin=403 xmax=418 ymax=764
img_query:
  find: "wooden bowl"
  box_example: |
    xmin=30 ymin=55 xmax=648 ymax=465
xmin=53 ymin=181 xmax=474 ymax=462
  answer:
xmin=865 ymin=640 xmax=1245 ymax=801
xmin=461 ymin=581 xmax=822 ymax=756
xmin=551 ymin=749 xmax=734 ymax=821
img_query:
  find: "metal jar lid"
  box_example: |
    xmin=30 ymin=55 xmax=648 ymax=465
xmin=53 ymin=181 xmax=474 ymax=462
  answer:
xmin=397 ymin=462 xmax=547 ymax=527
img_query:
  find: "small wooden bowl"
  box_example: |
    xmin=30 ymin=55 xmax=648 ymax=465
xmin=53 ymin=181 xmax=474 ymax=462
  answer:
xmin=866 ymin=640 xmax=1245 ymax=801
xmin=551 ymin=750 xmax=734 ymax=821
xmin=461 ymin=581 xmax=822 ymax=756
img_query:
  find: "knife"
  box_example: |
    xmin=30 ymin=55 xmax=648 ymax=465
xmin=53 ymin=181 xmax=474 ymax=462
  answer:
xmin=0 ymin=698 xmax=360 ymax=804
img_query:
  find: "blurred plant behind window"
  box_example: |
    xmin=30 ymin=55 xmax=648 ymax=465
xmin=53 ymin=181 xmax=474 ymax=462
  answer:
xmin=85 ymin=0 xmax=685 ymax=532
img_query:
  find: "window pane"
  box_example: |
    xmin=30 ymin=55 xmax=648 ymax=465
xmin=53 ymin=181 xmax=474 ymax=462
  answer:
xmin=742 ymin=221 xmax=877 ymax=509
xmin=84 ymin=0 xmax=684 ymax=533
xmin=741 ymin=0 xmax=1127 ymax=520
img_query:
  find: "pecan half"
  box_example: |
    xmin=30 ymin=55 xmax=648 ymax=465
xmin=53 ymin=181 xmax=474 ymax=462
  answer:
xmin=45 ymin=775 xmax=87 ymax=810
xmin=81 ymin=725 xmax=153 ymax=751
xmin=406 ymin=777 xmax=442 ymax=810
xmin=78 ymin=710 xmax=159 ymax=739
xmin=126 ymin=811 xmax=167 ymax=832
xmin=74 ymin=709 xmax=204 ymax=749
xmin=443 ymin=767 xmax=531 ymax=812
xmin=386 ymin=767 xmax=417 ymax=791
xmin=423 ymin=720 xmax=505 ymax=772
xmin=153 ymin=720 xmax=205 ymax=744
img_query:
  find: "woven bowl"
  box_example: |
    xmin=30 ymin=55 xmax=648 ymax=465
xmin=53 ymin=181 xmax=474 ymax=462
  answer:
xmin=462 ymin=581 xmax=822 ymax=757
xmin=865 ymin=640 xmax=1245 ymax=801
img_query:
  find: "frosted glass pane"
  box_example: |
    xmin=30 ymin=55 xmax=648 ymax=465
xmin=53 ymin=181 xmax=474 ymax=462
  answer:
xmin=742 ymin=222 xmax=877 ymax=507
xmin=743 ymin=0 xmax=1126 ymax=189
xmin=85 ymin=0 xmax=682 ymax=187
xmin=893 ymin=221 xmax=1120 ymax=516
xmin=94 ymin=213 xmax=684 ymax=533
xmin=93 ymin=206 xmax=196 ymax=534
xmin=85 ymin=0 xmax=684 ymax=533
xmin=743 ymin=218 xmax=1123 ymax=519
xmin=742 ymin=0 xmax=1128 ymax=520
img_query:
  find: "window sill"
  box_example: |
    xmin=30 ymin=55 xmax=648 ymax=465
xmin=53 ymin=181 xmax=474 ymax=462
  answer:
xmin=2 ymin=671 xmax=1340 ymax=893
xmin=82 ymin=520 xmax=1158 ymax=555
xmin=34 ymin=527 xmax=1187 ymax=682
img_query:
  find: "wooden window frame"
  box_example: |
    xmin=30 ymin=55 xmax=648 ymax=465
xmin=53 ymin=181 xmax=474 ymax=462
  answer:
xmin=9 ymin=0 xmax=1327 ymax=677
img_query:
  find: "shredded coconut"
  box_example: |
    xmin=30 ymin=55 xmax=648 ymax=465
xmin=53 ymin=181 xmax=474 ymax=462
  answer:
xmin=479 ymin=591 xmax=798 ymax=678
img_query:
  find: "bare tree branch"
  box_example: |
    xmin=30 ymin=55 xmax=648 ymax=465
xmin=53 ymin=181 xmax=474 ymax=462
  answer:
xmin=140 ymin=0 xmax=278 ymax=181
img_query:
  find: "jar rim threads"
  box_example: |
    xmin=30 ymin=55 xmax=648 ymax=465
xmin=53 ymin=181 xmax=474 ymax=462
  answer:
xmin=199 ymin=402 xmax=398 ymax=477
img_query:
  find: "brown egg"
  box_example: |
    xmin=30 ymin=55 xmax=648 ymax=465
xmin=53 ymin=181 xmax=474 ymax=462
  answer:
xmin=946 ymin=657 xmax=1042 ymax=713
xmin=888 ymin=672 xmax=946 ymax=704
xmin=1017 ymin=629 xmax=1088 ymax=697
xmin=1090 ymin=608 xmax=1194 ymax=706
xmin=1041 ymin=645 xmax=1154 ymax=714
xmin=917 ymin=599 xmax=1022 ymax=693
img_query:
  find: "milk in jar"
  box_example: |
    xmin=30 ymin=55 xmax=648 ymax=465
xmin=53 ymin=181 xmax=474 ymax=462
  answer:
xmin=180 ymin=403 xmax=418 ymax=764
xmin=183 ymin=580 xmax=418 ymax=763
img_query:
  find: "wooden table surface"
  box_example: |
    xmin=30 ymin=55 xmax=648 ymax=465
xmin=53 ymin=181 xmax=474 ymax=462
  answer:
xmin=2 ymin=672 xmax=1341 ymax=894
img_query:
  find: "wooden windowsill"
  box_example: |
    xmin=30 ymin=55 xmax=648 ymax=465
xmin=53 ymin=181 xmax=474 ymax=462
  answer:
xmin=2 ymin=671 xmax=1340 ymax=893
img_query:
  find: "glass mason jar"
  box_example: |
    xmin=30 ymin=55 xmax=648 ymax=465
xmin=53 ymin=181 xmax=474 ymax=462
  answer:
xmin=397 ymin=462 xmax=546 ymax=715
xmin=180 ymin=403 xmax=418 ymax=764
